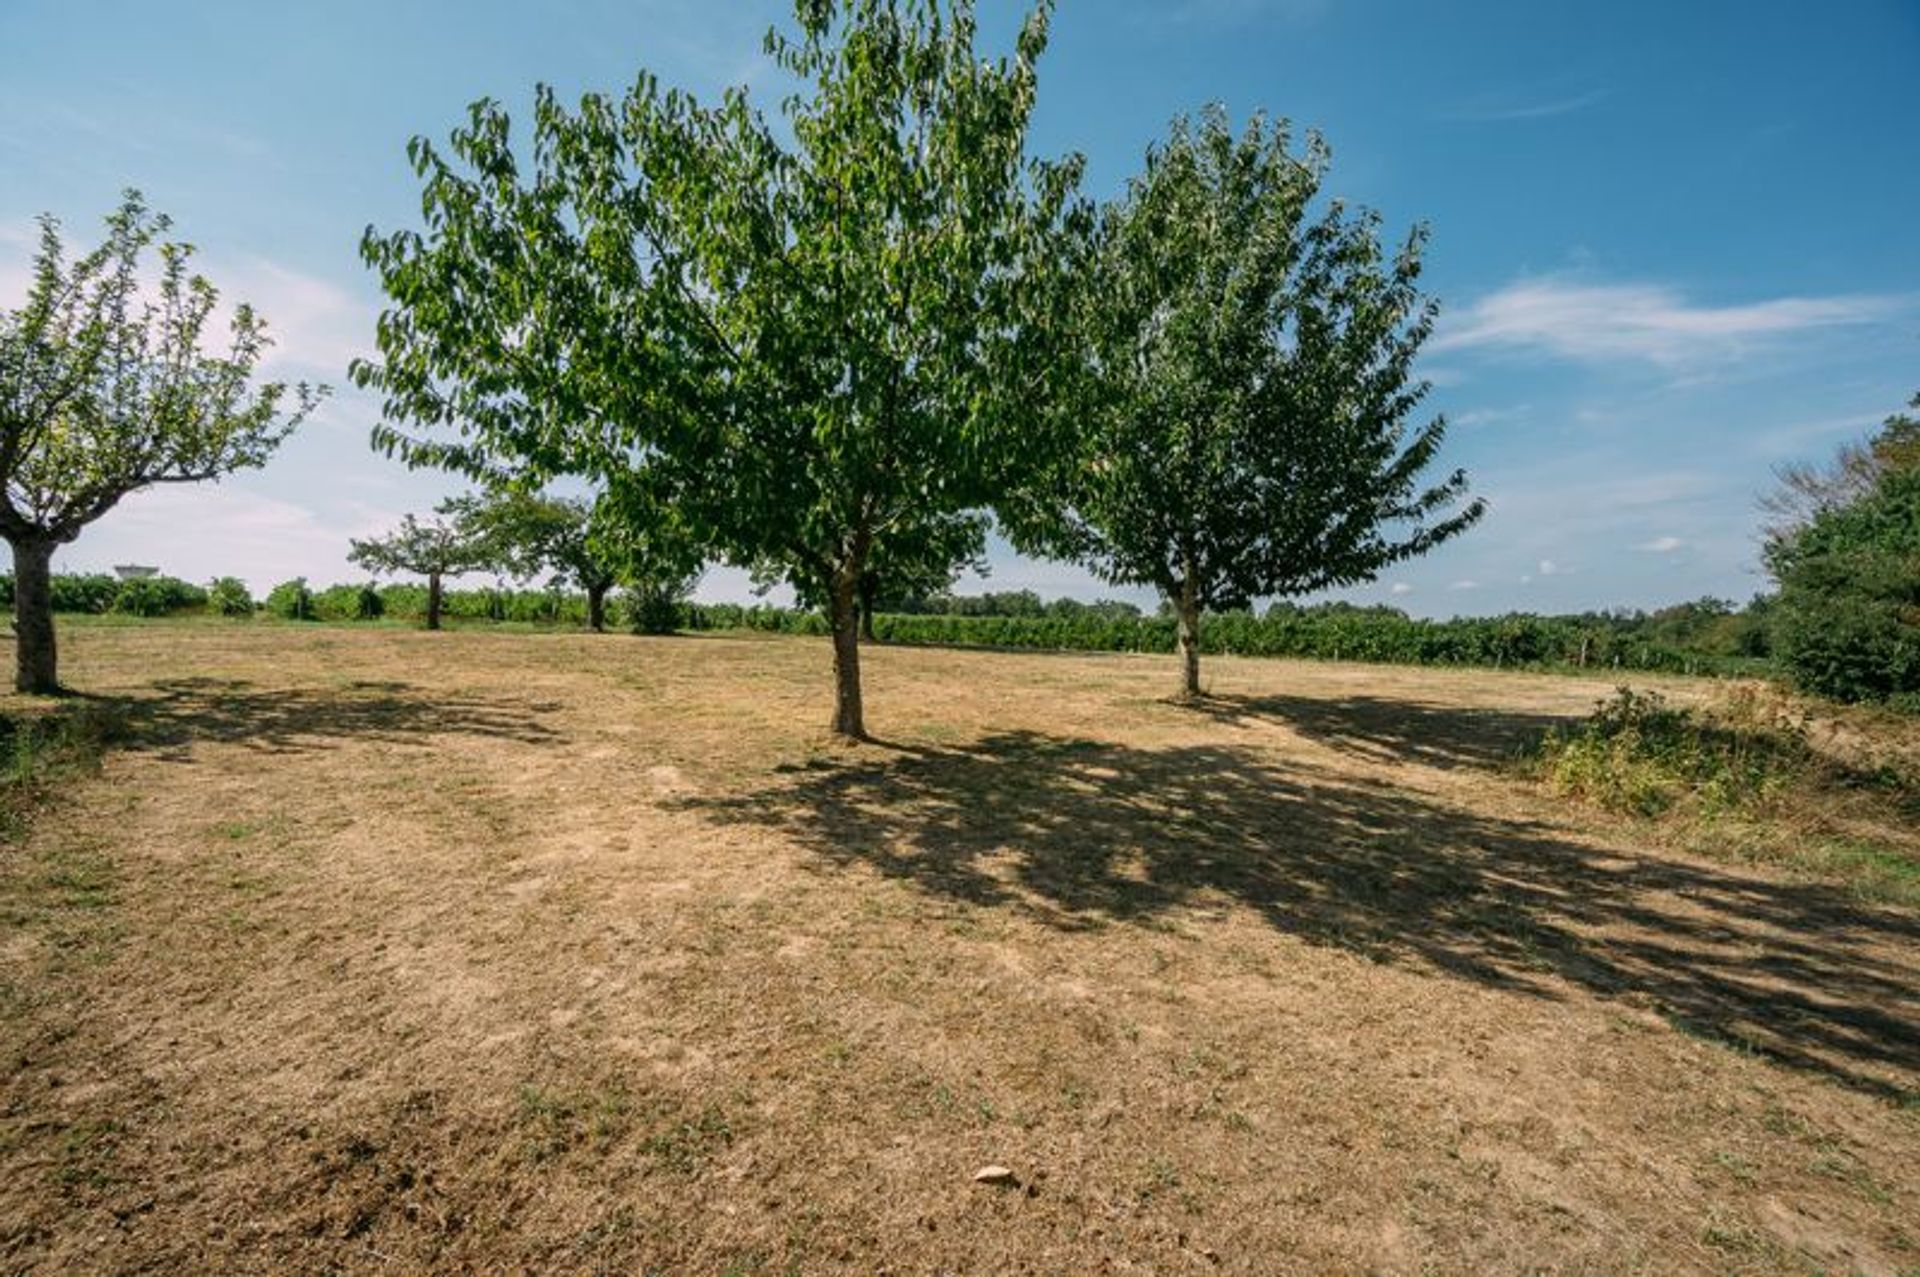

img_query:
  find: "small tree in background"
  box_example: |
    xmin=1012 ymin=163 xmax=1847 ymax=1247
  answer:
xmin=0 ymin=191 xmax=324 ymax=692
xmin=464 ymin=492 xmax=620 ymax=631
xmin=348 ymin=499 xmax=497 ymax=630
xmin=1013 ymin=108 xmax=1482 ymax=699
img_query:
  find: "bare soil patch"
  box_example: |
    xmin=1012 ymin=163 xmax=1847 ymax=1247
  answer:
xmin=3 ymin=622 xmax=1916 ymax=1274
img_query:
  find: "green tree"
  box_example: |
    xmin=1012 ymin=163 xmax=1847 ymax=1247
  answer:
xmin=0 ymin=192 xmax=323 ymax=692
xmin=1764 ymin=399 xmax=1920 ymax=704
xmin=1014 ymin=109 xmax=1482 ymax=698
xmin=464 ymin=491 xmax=618 ymax=631
xmin=353 ymin=0 xmax=1086 ymax=737
xmin=1760 ymin=392 xmax=1920 ymax=552
xmin=347 ymin=499 xmax=499 ymax=630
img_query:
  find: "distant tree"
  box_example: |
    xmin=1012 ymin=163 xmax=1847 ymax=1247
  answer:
xmin=353 ymin=0 xmax=1088 ymax=738
xmin=1014 ymin=108 xmax=1482 ymax=698
xmin=0 ymin=191 xmax=324 ymax=692
xmin=465 ymin=492 xmax=617 ymax=631
xmin=348 ymin=499 xmax=498 ymax=630
xmin=1760 ymin=393 xmax=1920 ymax=552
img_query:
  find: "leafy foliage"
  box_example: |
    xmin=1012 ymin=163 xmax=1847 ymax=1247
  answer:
xmin=312 ymin=583 xmax=385 ymax=622
xmin=1530 ymin=686 xmax=1919 ymax=905
xmin=265 ymin=578 xmax=315 ymax=621
xmin=1764 ymin=399 xmax=1920 ymax=706
xmin=207 ymin=576 xmax=255 ymax=617
xmin=1015 ymin=108 xmax=1481 ymax=696
xmin=0 ymin=190 xmax=323 ymax=690
xmin=354 ymin=0 xmax=1088 ymax=735
xmin=109 ymin=575 xmax=206 ymax=617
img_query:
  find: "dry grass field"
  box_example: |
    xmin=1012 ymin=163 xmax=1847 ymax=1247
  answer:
xmin=3 ymin=621 xmax=1917 ymax=1274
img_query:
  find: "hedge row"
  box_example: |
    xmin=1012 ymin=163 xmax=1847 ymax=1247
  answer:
xmin=5 ymin=570 xmax=1765 ymax=678
xmin=0 ymin=572 xmax=208 ymax=616
xmin=683 ymin=605 xmax=1768 ymax=676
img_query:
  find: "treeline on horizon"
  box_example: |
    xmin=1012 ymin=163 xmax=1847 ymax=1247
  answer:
xmin=5 ymin=570 xmax=1771 ymax=678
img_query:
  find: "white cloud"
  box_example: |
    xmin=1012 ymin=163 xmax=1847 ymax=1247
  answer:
xmin=0 ymin=221 xmax=372 ymax=381
xmin=1637 ymin=536 xmax=1685 ymax=554
xmin=1538 ymin=559 xmax=1561 ymax=576
xmin=55 ymin=483 xmax=399 ymax=593
xmin=1449 ymin=579 xmax=1480 ymax=591
xmin=1450 ymin=88 xmax=1610 ymax=123
xmin=1389 ymin=582 xmax=1413 ymax=596
xmin=211 ymin=256 xmax=375 ymax=379
xmin=1433 ymin=275 xmax=1907 ymax=367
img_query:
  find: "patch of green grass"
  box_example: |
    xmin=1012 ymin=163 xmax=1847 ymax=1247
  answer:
xmin=640 ymin=1105 xmax=733 ymax=1176
xmin=0 ymin=704 xmax=122 ymax=838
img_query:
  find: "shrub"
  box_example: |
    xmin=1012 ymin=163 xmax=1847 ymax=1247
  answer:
xmin=623 ymin=586 xmax=685 ymax=635
xmin=207 ymin=576 xmax=255 ymax=617
xmin=265 ymin=578 xmax=315 ymax=621
xmin=1530 ymin=688 xmax=1812 ymax=818
xmin=109 ymin=575 xmax=206 ymax=617
xmin=313 ymin=582 xmax=385 ymax=621
xmin=1768 ymin=468 xmax=1920 ymax=705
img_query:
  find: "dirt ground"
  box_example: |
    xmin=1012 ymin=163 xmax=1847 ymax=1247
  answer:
xmin=2 ymin=622 xmax=1916 ymax=1275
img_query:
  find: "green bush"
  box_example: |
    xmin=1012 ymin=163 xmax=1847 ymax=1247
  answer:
xmin=265 ymin=578 xmax=315 ymax=621
xmin=1530 ymin=688 xmax=1808 ymax=818
xmin=312 ymin=582 xmax=385 ymax=621
xmin=109 ymin=575 xmax=207 ymax=617
xmin=207 ymin=577 xmax=255 ymax=617
xmin=1768 ymin=469 xmax=1920 ymax=705
xmin=622 ymin=586 xmax=686 ymax=635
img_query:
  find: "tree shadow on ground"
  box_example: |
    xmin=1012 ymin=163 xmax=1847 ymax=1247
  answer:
xmin=89 ymin=677 xmax=561 ymax=758
xmin=677 ymin=729 xmax=1920 ymax=1101
xmin=1192 ymin=692 xmax=1582 ymax=771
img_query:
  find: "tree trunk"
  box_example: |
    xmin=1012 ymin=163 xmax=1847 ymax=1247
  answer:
xmin=586 ymin=583 xmax=607 ymax=633
xmin=426 ymin=572 xmax=443 ymax=631
xmin=858 ymin=574 xmax=878 ymax=644
xmin=828 ymin=574 xmax=866 ymax=739
xmin=1174 ymin=584 xmax=1202 ymax=701
xmin=11 ymin=537 xmax=59 ymax=695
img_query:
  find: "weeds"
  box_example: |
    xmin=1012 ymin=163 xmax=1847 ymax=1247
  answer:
xmin=0 ymin=704 xmax=119 ymax=838
xmin=1529 ymin=687 xmax=1920 ymax=905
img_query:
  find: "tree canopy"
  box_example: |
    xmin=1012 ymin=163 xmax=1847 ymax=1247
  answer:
xmin=1764 ymin=395 xmax=1920 ymax=705
xmin=348 ymin=499 xmax=499 ymax=630
xmin=354 ymin=0 xmax=1087 ymax=737
xmin=0 ymin=190 xmax=323 ymax=691
xmin=1013 ymin=108 xmax=1482 ymax=697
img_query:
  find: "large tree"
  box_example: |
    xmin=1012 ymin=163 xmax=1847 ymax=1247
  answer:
xmin=353 ymin=0 xmax=1086 ymax=738
xmin=0 ymin=192 xmax=323 ymax=692
xmin=1014 ymin=108 xmax=1483 ymax=699
xmin=348 ymin=499 xmax=498 ymax=630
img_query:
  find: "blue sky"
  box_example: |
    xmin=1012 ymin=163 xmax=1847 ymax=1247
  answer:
xmin=4 ymin=0 xmax=1916 ymax=615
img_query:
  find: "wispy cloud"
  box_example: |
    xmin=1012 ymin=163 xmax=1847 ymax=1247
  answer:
xmin=1636 ymin=536 xmax=1685 ymax=554
xmin=1433 ymin=275 xmax=1908 ymax=367
xmin=1450 ymin=87 xmax=1610 ymax=123
xmin=0 ymin=225 xmax=373 ymax=380
xmin=1389 ymin=582 xmax=1413 ymax=596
